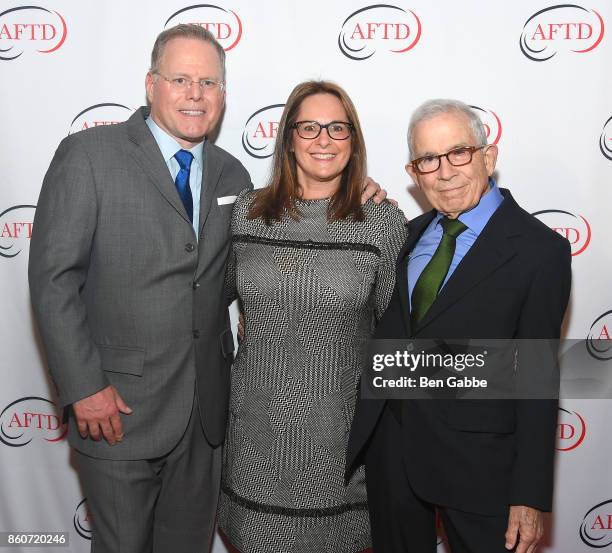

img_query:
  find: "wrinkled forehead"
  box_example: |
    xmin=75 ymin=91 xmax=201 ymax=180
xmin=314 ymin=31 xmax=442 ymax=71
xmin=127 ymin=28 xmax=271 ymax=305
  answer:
xmin=412 ymin=111 xmax=477 ymax=153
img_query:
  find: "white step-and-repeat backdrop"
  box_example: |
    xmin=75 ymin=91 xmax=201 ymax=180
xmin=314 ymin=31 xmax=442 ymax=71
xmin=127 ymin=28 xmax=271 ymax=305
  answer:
xmin=1 ymin=1 xmax=611 ymax=552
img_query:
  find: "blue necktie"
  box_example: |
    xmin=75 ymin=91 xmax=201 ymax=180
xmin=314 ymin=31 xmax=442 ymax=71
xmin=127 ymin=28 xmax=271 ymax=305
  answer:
xmin=174 ymin=149 xmax=194 ymax=223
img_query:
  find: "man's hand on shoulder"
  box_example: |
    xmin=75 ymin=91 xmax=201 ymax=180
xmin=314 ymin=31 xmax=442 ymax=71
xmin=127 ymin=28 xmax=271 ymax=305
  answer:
xmin=361 ymin=176 xmax=397 ymax=206
xmin=505 ymin=505 xmax=544 ymax=553
xmin=73 ymin=385 xmax=132 ymax=446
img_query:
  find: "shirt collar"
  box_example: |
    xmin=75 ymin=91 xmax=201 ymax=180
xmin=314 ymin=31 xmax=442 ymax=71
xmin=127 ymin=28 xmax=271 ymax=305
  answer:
xmin=434 ymin=177 xmax=504 ymax=234
xmin=145 ymin=115 xmax=204 ymax=167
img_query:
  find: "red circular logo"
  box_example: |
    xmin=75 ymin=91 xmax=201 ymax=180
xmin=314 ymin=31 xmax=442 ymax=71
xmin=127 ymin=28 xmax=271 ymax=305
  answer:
xmin=0 ymin=6 xmax=67 ymax=61
xmin=164 ymin=4 xmax=242 ymax=51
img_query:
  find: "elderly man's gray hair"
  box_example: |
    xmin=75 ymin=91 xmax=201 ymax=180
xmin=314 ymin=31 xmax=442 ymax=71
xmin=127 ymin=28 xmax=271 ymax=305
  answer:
xmin=407 ymin=99 xmax=487 ymax=160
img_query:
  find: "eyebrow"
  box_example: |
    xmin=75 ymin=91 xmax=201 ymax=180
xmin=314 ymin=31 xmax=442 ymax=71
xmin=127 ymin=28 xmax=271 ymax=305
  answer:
xmin=417 ymin=143 xmax=471 ymax=157
xmin=169 ymin=72 xmax=219 ymax=80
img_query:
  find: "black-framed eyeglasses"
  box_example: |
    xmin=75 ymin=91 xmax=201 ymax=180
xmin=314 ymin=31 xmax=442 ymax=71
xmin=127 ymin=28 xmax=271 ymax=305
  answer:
xmin=410 ymin=145 xmax=487 ymax=175
xmin=292 ymin=120 xmax=353 ymax=140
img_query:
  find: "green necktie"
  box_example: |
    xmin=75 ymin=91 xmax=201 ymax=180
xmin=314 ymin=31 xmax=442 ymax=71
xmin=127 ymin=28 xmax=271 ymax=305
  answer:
xmin=411 ymin=217 xmax=467 ymax=325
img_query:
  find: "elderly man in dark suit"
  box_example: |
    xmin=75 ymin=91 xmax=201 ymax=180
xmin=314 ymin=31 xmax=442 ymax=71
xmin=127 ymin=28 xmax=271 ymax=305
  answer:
xmin=28 ymin=25 xmax=250 ymax=553
xmin=347 ymin=99 xmax=571 ymax=553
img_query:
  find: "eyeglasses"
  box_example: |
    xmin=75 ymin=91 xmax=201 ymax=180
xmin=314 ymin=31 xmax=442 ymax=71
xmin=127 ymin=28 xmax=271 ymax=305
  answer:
xmin=292 ymin=121 xmax=353 ymax=140
xmin=410 ymin=145 xmax=486 ymax=175
xmin=155 ymin=72 xmax=225 ymax=94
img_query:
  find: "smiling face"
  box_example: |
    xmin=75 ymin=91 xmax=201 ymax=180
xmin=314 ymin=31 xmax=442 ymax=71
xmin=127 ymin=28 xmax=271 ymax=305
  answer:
xmin=145 ymin=37 xmax=225 ymax=148
xmin=291 ymin=93 xmax=352 ymax=198
xmin=406 ymin=111 xmax=498 ymax=219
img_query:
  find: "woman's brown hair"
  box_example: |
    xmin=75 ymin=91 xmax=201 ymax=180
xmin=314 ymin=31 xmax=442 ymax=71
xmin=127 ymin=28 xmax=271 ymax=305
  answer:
xmin=248 ymin=80 xmax=367 ymax=224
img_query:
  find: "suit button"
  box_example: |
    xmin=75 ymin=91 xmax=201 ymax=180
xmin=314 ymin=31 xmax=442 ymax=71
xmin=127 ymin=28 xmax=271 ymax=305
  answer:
xmin=193 ymin=329 xmax=200 ymax=339
xmin=185 ymin=243 xmax=195 ymax=252
xmin=192 ymin=282 xmax=200 ymax=290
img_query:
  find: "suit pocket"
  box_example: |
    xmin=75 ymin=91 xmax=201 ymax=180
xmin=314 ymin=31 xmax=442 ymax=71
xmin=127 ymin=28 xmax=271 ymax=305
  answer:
xmin=219 ymin=328 xmax=235 ymax=359
xmin=97 ymin=344 xmax=145 ymax=377
xmin=216 ymin=202 xmax=234 ymax=224
xmin=448 ymin=401 xmax=515 ymax=433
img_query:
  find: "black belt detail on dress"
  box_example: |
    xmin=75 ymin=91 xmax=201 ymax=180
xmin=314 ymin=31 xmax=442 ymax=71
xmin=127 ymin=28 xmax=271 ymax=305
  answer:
xmin=233 ymin=234 xmax=381 ymax=257
xmin=221 ymin=484 xmax=368 ymax=517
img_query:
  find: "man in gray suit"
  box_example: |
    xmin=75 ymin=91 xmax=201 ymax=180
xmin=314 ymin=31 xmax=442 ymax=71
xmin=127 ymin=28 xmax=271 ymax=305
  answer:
xmin=29 ymin=25 xmax=251 ymax=553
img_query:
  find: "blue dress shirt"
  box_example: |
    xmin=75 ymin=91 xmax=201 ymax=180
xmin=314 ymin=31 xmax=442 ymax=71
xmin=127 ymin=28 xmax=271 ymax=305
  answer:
xmin=145 ymin=116 xmax=204 ymax=238
xmin=408 ymin=179 xmax=504 ymax=308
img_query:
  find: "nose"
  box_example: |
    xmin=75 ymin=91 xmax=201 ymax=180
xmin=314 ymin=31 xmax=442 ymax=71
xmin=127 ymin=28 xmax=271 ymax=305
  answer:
xmin=186 ymin=81 xmax=203 ymax=101
xmin=316 ymin=127 xmax=331 ymax=147
xmin=438 ymin=154 xmax=456 ymax=179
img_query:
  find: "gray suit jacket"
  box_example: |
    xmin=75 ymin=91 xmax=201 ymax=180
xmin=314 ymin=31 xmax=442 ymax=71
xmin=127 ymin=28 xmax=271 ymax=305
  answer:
xmin=29 ymin=107 xmax=253 ymax=460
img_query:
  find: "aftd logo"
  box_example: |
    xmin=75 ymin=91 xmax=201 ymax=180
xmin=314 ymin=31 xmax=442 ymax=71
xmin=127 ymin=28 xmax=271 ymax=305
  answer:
xmin=165 ymin=4 xmax=242 ymax=51
xmin=520 ymin=5 xmax=604 ymax=61
xmin=0 ymin=6 xmax=67 ymax=61
xmin=242 ymin=104 xmax=284 ymax=159
xmin=532 ymin=209 xmax=591 ymax=256
xmin=586 ymin=311 xmax=612 ymax=361
xmin=0 ymin=397 xmax=67 ymax=447
xmin=470 ymin=106 xmax=502 ymax=145
xmin=580 ymin=499 xmax=612 ymax=548
xmin=0 ymin=204 xmax=35 ymax=259
xmin=600 ymin=115 xmax=612 ymax=161
xmin=68 ymin=103 xmax=134 ymax=135
xmin=556 ymin=407 xmax=586 ymax=451
xmin=74 ymin=499 xmax=92 ymax=541
xmin=338 ymin=5 xmax=421 ymax=60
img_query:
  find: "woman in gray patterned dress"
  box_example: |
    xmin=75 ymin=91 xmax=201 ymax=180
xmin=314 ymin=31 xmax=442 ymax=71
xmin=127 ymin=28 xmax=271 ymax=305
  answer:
xmin=219 ymin=81 xmax=408 ymax=553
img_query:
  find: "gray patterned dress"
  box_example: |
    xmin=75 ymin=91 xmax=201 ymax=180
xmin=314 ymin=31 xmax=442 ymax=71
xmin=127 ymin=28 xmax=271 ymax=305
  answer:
xmin=219 ymin=190 xmax=408 ymax=553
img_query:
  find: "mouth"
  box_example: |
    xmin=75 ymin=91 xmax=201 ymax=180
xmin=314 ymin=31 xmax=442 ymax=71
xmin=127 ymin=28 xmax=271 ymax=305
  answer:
xmin=179 ymin=110 xmax=205 ymax=117
xmin=311 ymin=153 xmax=336 ymax=160
xmin=439 ymin=183 xmax=466 ymax=194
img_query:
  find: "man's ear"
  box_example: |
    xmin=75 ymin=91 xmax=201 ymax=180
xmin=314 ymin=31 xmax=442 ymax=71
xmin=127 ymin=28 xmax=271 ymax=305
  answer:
xmin=484 ymin=144 xmax=498 ymax=176
xmin=405 ymin=163 xmax=420 ymax=187
xmin=145 ymin=72 xmax=155 ymax=105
